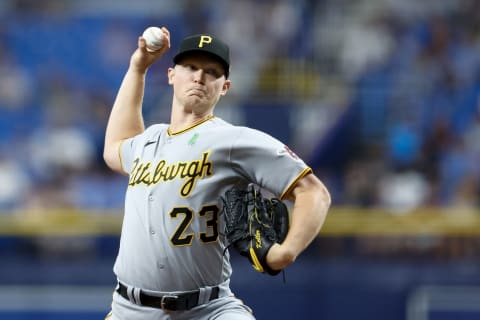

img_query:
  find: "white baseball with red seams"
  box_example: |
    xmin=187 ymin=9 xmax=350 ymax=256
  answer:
xmin=142 ymin=26 xmax=164 ymax=52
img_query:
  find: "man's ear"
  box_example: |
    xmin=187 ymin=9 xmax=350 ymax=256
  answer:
xmin=220 ymin=80 xmax=231 ymax=96
xmin=167 ymin=67 xmax=175 ymax=85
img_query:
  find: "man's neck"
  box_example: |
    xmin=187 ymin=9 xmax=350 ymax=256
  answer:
xmin=169 ymin=108 xmax=214 ymax=134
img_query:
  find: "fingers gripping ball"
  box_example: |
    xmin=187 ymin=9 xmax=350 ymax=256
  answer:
xmin=142 ymin=26 xmax=165 ymax=52
xmin=221 ymin=184 xmax=290 ymax=275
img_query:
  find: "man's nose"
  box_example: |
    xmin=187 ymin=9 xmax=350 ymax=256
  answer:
xmin=193 ymin=69 xmax=205 ymax=83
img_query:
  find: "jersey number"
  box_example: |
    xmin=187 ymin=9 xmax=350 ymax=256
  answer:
xmin=169 ymin=205 xmax=219 ymax=246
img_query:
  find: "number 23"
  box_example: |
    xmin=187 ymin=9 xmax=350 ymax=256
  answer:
xmin=169 ymin=205 xmax=219 ymax=246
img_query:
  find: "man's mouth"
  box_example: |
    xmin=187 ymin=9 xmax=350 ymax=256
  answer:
xmin=188 ymin=88 xmax=206 ymax=96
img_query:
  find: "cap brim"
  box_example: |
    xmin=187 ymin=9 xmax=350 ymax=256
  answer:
xmin=173 ymin=50 xmax=229 ymax=78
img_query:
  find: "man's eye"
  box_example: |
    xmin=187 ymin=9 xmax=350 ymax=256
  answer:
xmin=206 ymin=69 xmax=221 ymax=78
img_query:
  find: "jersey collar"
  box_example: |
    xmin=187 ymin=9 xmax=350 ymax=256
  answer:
xmin=167 ymin=116 xmax=215 ymax=136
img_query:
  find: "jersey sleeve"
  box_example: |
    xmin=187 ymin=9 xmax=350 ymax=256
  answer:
xmin=118 ymin=137 xmax=138 ymax=174
xmin=118 ymin=125 xmax=164 ymax=175
xmin=229 ymin=127 xmax=312 ymax=198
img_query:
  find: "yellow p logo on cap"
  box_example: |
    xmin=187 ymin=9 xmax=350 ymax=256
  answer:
xmin=198 ymin=35 xmax=212 ymax=48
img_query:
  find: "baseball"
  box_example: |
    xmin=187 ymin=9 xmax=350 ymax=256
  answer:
xmin=142 ymin=26 xmax=165 ymax=52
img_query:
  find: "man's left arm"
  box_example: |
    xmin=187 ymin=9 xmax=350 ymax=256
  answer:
xmin=266 ymin=172 xmax=331 ymax=271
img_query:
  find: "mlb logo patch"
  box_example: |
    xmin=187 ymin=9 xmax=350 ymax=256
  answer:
xmin=278 ymin=145 xmax=299 ymax=160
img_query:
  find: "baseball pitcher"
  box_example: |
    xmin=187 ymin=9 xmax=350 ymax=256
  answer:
xmin=103 ymin=26 xmax=331 ymax=320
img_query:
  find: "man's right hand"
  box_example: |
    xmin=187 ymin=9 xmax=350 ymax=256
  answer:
xmin=130 ymin=26 xmax=170 ymax=73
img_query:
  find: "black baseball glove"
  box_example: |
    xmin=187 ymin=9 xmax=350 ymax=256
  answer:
xmin=220 ymin=184 xmax=289 ymax=275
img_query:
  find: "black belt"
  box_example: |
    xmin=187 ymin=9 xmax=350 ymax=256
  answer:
xmin=116 ymin=282 xmax=219 ymax=311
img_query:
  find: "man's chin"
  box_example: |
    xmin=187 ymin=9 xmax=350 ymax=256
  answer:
xmin=183 ymin=100 xmax=209 ymax=112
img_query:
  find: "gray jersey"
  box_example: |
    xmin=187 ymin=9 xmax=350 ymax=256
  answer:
xmin=115 ymin=117 xmax=311 ymax=292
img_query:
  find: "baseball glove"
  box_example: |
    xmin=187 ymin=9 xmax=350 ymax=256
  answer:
xmin=220 ymin=184 xmax=289 ymax=275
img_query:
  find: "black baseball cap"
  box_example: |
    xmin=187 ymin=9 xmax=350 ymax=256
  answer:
xmin=173 ymin=34 xmax=230 ymax=78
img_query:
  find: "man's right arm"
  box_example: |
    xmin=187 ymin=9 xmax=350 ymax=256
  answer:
xmin=103 ymin=27 xmax=170 ymax=174
xmin=103 ymin=67 xmax=147 ymax=174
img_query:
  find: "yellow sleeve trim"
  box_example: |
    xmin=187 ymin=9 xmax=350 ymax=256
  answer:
xmin=279 ymin=167 xmax=312 ymax=200
xmin=118 ymin=139 xmax=127 ymax=175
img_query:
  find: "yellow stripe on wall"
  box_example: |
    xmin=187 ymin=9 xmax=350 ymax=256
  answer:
xmin=0 ymin=210 xmax=122 ymax=236
xmin=321 ymin=207 xmax=480 ymax=236
xmin=0 ymin=207 xmax=479 ymax=236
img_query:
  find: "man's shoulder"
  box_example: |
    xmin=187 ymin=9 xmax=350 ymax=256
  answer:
xmin=209 ymin=117 xmax=232 ymax=127
xmin=144 ymin=123 xmax=169 ymax=135
xmin=209 ymin=117 xmax=273 ymax=138
xmin=147 ymin=123 xmax=169 ymax=131
xmin=126 ymin=123 xmax=168 ymax=144
xmin=210 ymin=117 xmax=250 ymax=131
xmin=208 ymin=117 xmax=251 ymax=136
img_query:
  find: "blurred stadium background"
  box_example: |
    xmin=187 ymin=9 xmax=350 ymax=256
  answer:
xmin=1 ymin=0 xmax=480 ymax=319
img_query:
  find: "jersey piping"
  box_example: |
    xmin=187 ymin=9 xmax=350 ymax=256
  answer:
xmin=118 ymin=139 xmax=127 ymax=174
xmin=167 ymin=116 xmax=216 ymax=136
xmin=279 ymin=167 xmax=312 ymax=200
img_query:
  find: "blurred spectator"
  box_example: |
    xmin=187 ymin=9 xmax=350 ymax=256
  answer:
xmin=340 ymin=8 xmax=396 ymax=80
xmin=0 ymin=51 xmax=34 ymax=111
xmin=0 ymin=155 xmax=31 ymax=210
xmin=377 ymin=168 xmax=431 ymax=213
xmin=28 ymin=127 xmax=96 ymax=178
xmin=0 ymin=0 xmax=478 ymax=212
